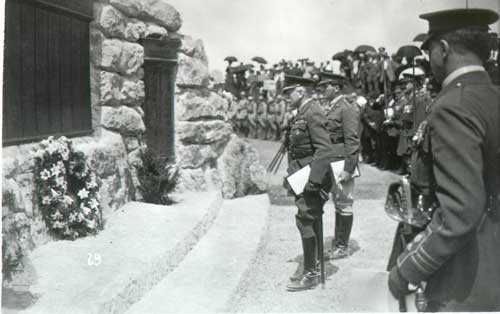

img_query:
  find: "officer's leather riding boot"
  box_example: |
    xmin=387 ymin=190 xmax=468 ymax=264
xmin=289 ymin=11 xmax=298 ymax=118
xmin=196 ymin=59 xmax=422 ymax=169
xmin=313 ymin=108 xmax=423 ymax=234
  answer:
xmin=332 ymin=212 xmax=341 ymax=250
xmin=332 ymin=215 xmax=353 ymax=259
xmin=287 ymin=237 xmax=319 ymax=291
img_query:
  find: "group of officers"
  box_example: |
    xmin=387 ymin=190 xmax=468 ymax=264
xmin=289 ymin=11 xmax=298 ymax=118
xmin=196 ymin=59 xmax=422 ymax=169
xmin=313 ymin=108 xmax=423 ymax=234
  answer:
xmin=272 ymin=7 xmax=500 ymax=313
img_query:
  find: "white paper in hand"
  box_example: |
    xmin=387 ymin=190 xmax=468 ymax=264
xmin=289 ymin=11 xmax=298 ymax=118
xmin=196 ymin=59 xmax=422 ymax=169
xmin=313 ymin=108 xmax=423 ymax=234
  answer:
xmin=330 ymin=160 xmax=360 ymax=183
xmin=286 ymin=165 xmax=311 ymax=195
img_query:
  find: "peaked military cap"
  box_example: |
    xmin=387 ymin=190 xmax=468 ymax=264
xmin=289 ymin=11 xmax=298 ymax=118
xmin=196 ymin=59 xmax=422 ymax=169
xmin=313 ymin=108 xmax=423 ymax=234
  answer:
xmin=317 ymin=72 xmax=346 ymax=87
xmin=281 ymin=75 xmax=316 ymax=93
xmin=419 ymin=8 xmax=499 ymax=49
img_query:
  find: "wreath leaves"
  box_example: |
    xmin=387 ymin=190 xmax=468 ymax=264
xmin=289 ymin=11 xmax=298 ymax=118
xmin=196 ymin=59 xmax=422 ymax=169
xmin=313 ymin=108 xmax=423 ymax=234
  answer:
xmin=32 ymin=136 xmax=104 ymax=240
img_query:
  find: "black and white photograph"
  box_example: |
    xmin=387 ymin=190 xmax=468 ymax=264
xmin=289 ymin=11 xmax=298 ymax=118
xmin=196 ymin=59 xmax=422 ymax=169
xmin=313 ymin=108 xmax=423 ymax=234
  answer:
xmin=1 ymin=0 xmax=499 ymax=312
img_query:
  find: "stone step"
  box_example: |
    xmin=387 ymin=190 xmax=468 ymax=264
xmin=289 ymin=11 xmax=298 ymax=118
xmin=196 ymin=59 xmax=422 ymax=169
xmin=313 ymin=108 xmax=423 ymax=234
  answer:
xmin=19 ymin=191 xmax=223 ymax=314
xmin=126 ymin=194 xmax=270 ymax=314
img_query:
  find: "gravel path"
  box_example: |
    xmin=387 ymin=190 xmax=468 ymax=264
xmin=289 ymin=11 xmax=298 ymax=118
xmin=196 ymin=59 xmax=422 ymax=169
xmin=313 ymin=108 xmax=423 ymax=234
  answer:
xmin=228 ymin=140 xmax=401 ymax=312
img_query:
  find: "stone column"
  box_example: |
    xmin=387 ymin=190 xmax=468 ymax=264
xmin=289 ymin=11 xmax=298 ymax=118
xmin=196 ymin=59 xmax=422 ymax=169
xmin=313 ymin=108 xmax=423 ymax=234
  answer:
xmin=140 ymin=35 xmax=182 ymax=163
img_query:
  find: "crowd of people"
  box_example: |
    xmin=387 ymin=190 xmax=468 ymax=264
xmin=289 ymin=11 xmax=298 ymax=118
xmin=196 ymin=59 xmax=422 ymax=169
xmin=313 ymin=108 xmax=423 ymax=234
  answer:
xmin=217 ymin=34 xmax=499 ymax=177
xmin=213 ymin=7 xmax=500 ymax=311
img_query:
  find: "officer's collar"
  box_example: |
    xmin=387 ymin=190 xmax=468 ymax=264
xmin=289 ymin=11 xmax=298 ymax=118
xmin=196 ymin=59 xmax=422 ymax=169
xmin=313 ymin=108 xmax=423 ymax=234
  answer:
xmin=329 ymin=94 xmax=344 ymax=106
xmin=298 ymin=98 xmax=314 ymax=114
xmin=442 ymin=65 xmax=485 ymax=88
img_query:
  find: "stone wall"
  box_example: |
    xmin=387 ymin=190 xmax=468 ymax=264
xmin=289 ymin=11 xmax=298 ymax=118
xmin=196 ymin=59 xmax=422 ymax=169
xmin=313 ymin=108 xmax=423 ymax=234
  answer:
xmin=2 ymin=0 xmax=182 ymax=284
xmin=174 ymin=35 xmax=267 ymax=198
xmin=2 ymin=0 xmax=266 ymax=284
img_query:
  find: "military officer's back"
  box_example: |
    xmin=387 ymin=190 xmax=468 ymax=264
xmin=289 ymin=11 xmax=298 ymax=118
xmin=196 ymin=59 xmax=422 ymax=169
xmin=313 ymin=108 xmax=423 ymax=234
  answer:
xmin=388 ymin=8 xmax=500 ymax=311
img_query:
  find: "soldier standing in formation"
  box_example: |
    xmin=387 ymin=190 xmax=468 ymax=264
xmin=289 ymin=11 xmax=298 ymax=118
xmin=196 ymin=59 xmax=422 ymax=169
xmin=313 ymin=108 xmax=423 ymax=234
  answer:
xmin=256 ymin=95 xmax=268 ymax=139
xmin=388 ymin=8 xmax=500 ymax=311
xmin=317 ymin=72 xmax=360 ymax=259
xmin=246 ymin=96 xmax=257 ymax=138
xmin=283 ymin=75 xmax=334 ymax=291
xmin=234 ymin=91 xmax=249 ymax=137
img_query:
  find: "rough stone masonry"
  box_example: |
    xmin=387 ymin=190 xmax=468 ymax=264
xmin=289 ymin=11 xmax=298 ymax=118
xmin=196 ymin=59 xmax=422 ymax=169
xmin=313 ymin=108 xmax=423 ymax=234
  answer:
xmin=2 ymin=0 xmax=266 ymax=286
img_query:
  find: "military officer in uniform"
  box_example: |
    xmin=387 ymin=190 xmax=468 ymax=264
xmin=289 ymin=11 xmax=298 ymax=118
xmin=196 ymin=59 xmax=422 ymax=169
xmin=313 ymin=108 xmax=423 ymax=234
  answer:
xmin=283 ymin=75 xmax=334 ymax=291
xmin=256 ymin=95 xmax=268 ymax=140
xmin=317 ymin=72 xmax=360 ymax=259
xmin=235 ymin=91 xmax=249 ymax=137
xmin=388 ymin=9 xmax=500 ymax=311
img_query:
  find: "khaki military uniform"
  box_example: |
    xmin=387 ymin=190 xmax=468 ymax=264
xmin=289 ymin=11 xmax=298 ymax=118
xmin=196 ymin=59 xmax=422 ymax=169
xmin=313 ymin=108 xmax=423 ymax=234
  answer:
xmin=325 ymin=95 xmax=360 ymax=250
xmin=287 ymin=98 xmax=333 ymax=239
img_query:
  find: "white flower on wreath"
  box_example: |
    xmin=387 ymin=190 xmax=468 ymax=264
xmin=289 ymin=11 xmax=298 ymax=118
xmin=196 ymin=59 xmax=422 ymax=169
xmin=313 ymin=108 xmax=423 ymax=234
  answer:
xmin=40 ymin=169 xmax=51 ymax=181
xmin=52 ymin=221 xmax=65 ymax=229
xmin=42 ymin=196 xmax=51 ymax=205
xmin=55 ymin=175 xmax=66 ymax=188
xmin=51 ymin=211 xmax=63 ymax=220
xmin=51 ymin=188 xmax=60 ymax=198
xmin=86 ymin=177 xmax=98 ymax=189
xmin=50 ymin=163 xmax=62 ymax=177
xmin=78 ymin=189 xmax=89 ymax=199
xmin=78 ymin=212 xmax=85 ymax=222
xmin=89 ymin=198 xmax=99 ymax=210
xmin=47 ymin=142 xmax=59 ymax=155
xmin=80 ymin=203 xmax=91 ymax=216
xmin=68 ymin=212 xmax=77 ymax=223
xmin=63 ymin=195 xmax=74 ymax=206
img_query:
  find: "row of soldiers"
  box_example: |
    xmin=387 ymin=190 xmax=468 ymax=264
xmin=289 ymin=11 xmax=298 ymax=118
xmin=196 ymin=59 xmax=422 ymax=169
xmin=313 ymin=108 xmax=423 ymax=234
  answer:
xmin=228 ymin=91 xmax=294 ymax=141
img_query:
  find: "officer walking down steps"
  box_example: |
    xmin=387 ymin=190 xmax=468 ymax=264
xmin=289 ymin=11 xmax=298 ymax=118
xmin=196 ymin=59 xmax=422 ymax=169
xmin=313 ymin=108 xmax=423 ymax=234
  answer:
xmin=282 ymin=75 xmax=334 ymax=291
xmin=387 ymin=8 xmax=500 ymax=312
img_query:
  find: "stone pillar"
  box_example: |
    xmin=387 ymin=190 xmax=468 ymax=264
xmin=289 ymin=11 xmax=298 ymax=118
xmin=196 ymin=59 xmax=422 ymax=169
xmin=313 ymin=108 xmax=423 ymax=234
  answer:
xmin=140 ymin=35 xmax=182 ymax=163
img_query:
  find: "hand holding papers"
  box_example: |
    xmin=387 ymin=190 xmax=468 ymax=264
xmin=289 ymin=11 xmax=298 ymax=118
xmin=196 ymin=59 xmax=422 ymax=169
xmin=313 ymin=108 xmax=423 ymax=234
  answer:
xmin=286 ymin=160 xmax=360 ymax=196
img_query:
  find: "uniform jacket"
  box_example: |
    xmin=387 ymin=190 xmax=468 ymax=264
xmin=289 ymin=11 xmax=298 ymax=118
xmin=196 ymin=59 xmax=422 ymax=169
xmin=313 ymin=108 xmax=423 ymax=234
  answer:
xmin=325 ymin=95 xmax=360 ymax=173
xmin=397 ymin=70 xmax=500 ymax=310
xmin=287 ymin=99 xmax=333 ymax=185
xmin=362 ymin=103 xmax=385 ymax=132
xmin=235 ymin=100 xmax=248 ymax=120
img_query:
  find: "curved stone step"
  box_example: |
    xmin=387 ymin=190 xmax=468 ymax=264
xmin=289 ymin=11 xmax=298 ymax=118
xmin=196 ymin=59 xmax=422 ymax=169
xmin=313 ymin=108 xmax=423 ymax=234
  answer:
xmin=126 ymin=193 xmax=270 ymax=314
xmin=20 ymin=191 xmax=223 ymax=314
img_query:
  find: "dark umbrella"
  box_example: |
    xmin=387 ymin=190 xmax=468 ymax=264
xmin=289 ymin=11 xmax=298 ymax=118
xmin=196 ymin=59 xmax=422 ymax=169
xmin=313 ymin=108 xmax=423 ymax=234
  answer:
xmin=230 ymin=64 xmax=254 ymax=73
xmin=224 ymin=56 xmax=238 ymax=63
xmin=396 ymin=45 xmax=422 ymax=61
xmin=252 ymin=56 xmax=267 ymax=64
xmin=413 ymin=33 xmax=428 ymax=42
xmin=354 ymin=45 xmax=376 ymax=53
xmin=332 ymin=51 xmax=346 ymax=60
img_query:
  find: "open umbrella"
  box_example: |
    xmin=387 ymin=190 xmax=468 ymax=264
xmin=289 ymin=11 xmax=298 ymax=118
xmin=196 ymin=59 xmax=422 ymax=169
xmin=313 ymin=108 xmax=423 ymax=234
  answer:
xmin=230 ymin=64 xmax=254 ymax=73
xmin=332 ymin=51 xmax=346 ymax=60
xmin=396 ymin=45 xmax=422 ymax=61
xmin=354 ymin=45 xmax=376 ymax=53
xmin=413 ymin=33 xmax=428 ymax=42
xmin=252 ymin=56 xmax=267 ymax=64
xmin=224 ymin=56 xmax=238 ymax=63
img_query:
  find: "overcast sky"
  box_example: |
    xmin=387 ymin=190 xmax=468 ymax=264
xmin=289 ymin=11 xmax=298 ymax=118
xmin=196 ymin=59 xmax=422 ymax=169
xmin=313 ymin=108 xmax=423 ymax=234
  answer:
xmin=168 ymin=0 xmax=500 ymax=72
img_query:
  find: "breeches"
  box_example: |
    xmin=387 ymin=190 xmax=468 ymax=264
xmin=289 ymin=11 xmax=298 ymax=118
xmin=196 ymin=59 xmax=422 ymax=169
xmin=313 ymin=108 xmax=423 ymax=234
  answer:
xmin=331 ymin=177 xmax=355 ymax=216
xmin=295 ymin=192 xmax=325 ymax=239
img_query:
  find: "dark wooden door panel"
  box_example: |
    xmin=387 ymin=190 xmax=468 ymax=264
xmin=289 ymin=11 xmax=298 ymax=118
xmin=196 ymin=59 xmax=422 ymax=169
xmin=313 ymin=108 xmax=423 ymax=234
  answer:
xmin=3 ymin=0 xmax=93 ymax=145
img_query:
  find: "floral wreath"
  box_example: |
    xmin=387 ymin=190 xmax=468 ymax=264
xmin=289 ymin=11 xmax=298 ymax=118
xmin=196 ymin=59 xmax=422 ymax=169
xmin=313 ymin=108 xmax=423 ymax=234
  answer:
xmin=32 ymin=136 xmax=103 ymax=239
